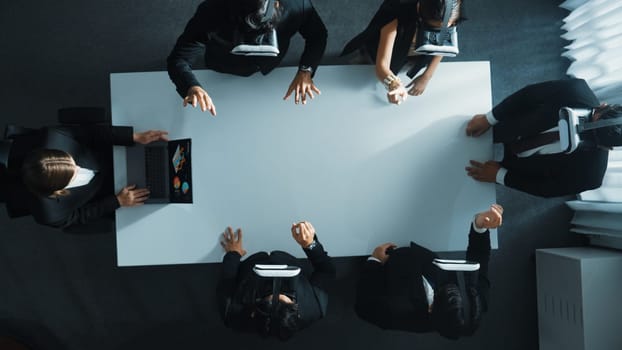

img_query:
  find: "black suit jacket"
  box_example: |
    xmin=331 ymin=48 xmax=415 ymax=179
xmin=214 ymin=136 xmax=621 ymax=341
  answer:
xmin=355 ymin=224 xmax=491 ymax=333
xmin=218 ymin=239 xmax=336 ymax=332
xmin=492 ymin=79 xmax=608 ymax=197
xmin=341 ymin=0 xmax=420 ymax=73
xmin=18 ymin=125 xmax=134 ymax=229
xmin=167 ymin=0 xmax=327 ymax=97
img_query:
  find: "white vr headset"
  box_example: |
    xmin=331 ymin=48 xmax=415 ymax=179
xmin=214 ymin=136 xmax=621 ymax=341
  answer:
xmin=230 ymin=0 xmax=280 ymax=57
xmin=558 ymin=107 xmax=622 ymax=153
xmin=253 ymin=264 xmax=301 ymax=278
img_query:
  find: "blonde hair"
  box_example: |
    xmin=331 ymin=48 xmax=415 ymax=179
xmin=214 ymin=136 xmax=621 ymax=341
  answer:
xmin=22 ymin=149 xmax=75 ymax=197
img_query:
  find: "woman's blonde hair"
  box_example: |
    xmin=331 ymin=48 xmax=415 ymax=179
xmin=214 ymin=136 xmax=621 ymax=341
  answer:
xmin=22 ymin=149 xmax=75 ymax=197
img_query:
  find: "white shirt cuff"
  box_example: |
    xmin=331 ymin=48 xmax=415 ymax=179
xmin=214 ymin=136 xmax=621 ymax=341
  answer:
xmin=472 ymin=216 xmax=488 ymax=233
xmin=496 ymin=167 xmax=508 ymax=185
xmin=485 ymin=110 xmax=498 ymax=125
xmin=367 ymin=257 xmax=382 ymax=263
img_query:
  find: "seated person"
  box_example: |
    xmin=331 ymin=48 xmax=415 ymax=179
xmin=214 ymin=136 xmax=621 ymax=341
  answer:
xmin=355 ymin=204 xmax=502 ymax=339
xmin=341 ymin=0 xmax=465 ymax=104
xmin=16 ymin=125 xmax=168 ymax=229
xmin=218 ymin=221 xmax=335 ymax=339
xmin=167 ymin=0 xmax=328 ymax=115
xmin=465 ymin=78 xmax=621 ymax=197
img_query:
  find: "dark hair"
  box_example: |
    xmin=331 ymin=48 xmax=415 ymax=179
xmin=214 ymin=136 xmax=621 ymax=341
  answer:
xmin=419 ymin=0 xmax=466 ymax=25
xmin=431 ymin=283 xmax=482 ymax=339
xmin=22 ymin=149 xmax=75 ymax=197
xmin=254 ymin=300 xmax=300 ymax=340
xmin=230 ymin=0 xmax=281 ymax=31
xmin=593 ymin=104 xmax=622 ymax=147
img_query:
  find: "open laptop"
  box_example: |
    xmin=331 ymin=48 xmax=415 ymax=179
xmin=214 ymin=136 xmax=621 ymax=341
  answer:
xmin=126 ymin=138 xmax=193 ymax=204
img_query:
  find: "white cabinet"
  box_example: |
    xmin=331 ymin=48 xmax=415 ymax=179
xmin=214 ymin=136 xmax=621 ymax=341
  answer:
xmin=536 ymin=247 xmax=622 ymax=350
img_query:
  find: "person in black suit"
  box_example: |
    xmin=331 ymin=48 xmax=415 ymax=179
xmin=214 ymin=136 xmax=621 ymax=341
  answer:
xmin=167 ymin=0 xmax=327 ymax=115
xmin=355 ymin=204 xmax=502 ymax=339
xmin=16 ymin=125 xmax=168 ymax=229
xmin=341 ymin=0 xmax=465 ymax=104
xmin=218 ymin=221 xmax=335 ymax=340
xmin=465 ymin=79 xmax=622 ymax=197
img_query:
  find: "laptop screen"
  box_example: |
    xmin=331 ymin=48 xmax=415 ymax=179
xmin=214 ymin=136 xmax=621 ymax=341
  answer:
xmin=168 ymin=139 xmax=193 ymax=203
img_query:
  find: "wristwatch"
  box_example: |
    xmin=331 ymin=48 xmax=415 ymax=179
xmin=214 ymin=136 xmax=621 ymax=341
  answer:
xmin=304 ymin=238 xmax=318 ymax=251
xmin=298 ymin=65 xmax=314 ymax=74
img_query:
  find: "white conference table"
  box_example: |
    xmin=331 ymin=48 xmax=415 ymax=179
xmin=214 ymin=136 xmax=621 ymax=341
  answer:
xmin=111 ymin=62 xmax=496 ymax=267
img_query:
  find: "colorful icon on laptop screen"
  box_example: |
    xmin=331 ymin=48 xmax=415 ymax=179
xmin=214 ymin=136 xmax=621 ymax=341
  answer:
xmin=182 ymin=181 xmax=190 ymax=194
xmin=173 ymin=176 xmax=181 ymax=189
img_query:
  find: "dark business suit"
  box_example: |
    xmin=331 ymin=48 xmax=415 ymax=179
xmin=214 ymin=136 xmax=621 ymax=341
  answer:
xmin=167 ymin=0 xmax=327 ymax=97
xmin=341 ymin=0 xmax=433 ymax=77
xmin=15 ymin=125 xmax=134 ymax=229
xmin=355 ymin=224 xmax=491 ymax=333
xmin=218 ymin=239 xmax=335 ymax=332
xmin=492 ymin=79 xmax=608 ymax=197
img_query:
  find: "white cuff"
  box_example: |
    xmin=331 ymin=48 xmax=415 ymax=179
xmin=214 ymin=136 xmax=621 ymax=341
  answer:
xmin=367 ymin=257 xmax=382 ymax=263
xmin=496 ymin=167 xmax=508 ymax=185
xmin=472 ymin=216 xmax=488 ymax=233
xmin=485 ymin=110 xmax=498 ymax=125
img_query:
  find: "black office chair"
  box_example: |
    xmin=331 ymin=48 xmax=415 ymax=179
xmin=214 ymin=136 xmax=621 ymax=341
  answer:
xmin=0 ymin=139 xmax=13 ymax=203
xmin=1 ymin=124 xmax=39 ymax=219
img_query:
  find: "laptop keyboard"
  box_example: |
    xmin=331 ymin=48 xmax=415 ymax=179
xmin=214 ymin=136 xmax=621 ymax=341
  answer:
xmin=144 ymin=146 xmax=167 ymax=199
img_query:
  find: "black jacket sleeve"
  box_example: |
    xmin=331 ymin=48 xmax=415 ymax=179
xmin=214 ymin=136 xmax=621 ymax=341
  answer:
xmin=52 ymin=195 xmax=120 ymax=229
xmin=354 ymin=259 xmax=388 ymax=324
xmin=297 ymin=0 xmax=327 ymax=75
xmin=218 ymin=251 xmax=243 ymax=326
xmin=303 ymin=238 xmax=336 ymax=291
xmin=465 ymin=224 xmax=491 ymax=312
xmin=502 ymin=147 xmax=608 ymax=198
xmin=492 ymin=79 xmax=599 ymax=124
xmin=167 ymin=2 xmax=218 ymax=97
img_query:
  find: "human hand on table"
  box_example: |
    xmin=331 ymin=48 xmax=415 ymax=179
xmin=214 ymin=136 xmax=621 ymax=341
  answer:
xmin=387 ymin=85 xmax=408 ymax=105
xmin=406 ymin=74 xmax=430 ymax=96
xmin=133 ymin=130 xmax=169 ymax=144
xmin=466 ymin=160 xmax=500 ymax=183
xmin=220 ymin=227 xmax=247 ymax=256
xmin=371 ymin=242 xmax=397 ymax=264
xmin=184 ymin=85 xmax=217 ymax=116
xmin=116 ymin=185 xmax=150 ymax=206
xmin=283 ymin=71 xmax=321 ymax=105
xmin=466 ymin=114 xmax=491 ymax=137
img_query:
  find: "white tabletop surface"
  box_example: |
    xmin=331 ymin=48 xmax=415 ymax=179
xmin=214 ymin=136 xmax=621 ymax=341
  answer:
xmin=111 ymin=62 xmax=496 ymax=266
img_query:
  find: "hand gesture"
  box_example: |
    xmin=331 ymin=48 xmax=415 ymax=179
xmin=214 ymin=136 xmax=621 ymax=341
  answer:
xmin=220 ymin=227 xmax=247 ymax=256
xmin=291 ymin=221 xmax=316 ymax=248
xmin=406 ymin=75 xmax=430 ymax=96
xmin=466 ymin=114 xmax=491 ymax=137
xmin=184 ymin=86 xmax=217 ymax=116
xmin=372 ymin=243 xmax=397 ymax=264
xmin=283 ymin=71 xmax=321 ymax=105
xmin=116 ymin=185 xmax=150 ymax=206
xmin=133 ymin=130 xmax=169 ymax=145
xmin=387 ymin=85 xmax=408 ymax=105
xmin=475 ymin=204 xmax=504 ymax=229
xmin=466 ymin=160 xmax=500 ymax=183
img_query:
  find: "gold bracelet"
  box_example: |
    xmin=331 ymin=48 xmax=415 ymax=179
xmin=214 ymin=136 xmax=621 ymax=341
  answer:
xmin=388 ymin=79 xmax=402 ymax=91
xmin=383 ymin=73 xmax=401 ymax=91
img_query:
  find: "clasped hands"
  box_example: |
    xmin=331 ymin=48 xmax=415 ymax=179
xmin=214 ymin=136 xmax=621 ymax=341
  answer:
xmin=184 ymin=71 xmax=321 ymax=117
xmin=386 ymin=75 xmax=431 ymax=105
xmin=220 ymin=221 xmax=317 ymax=257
